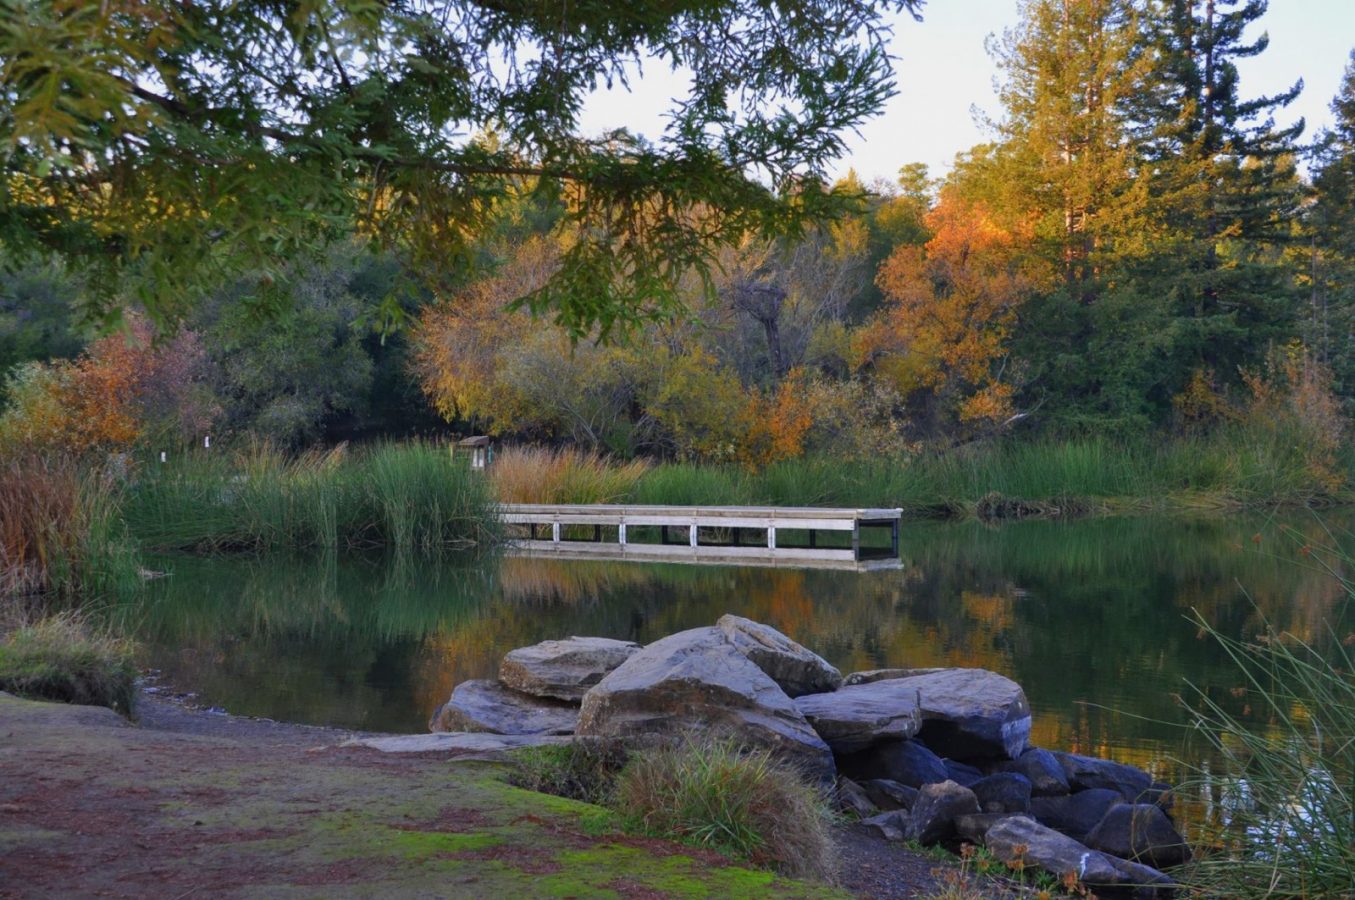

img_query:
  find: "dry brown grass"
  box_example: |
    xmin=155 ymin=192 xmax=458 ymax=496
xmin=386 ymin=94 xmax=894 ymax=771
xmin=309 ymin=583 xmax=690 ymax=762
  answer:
xmin=489 ymin=446 xmax=650 ymax=505
xmin=1 ymin=456 xmax=84 ymax=596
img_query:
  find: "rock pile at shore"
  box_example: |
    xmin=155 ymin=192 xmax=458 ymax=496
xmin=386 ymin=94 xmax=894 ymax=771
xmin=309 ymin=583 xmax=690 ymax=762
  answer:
xmin=430 ymin=615 xmax=1188 ymax=894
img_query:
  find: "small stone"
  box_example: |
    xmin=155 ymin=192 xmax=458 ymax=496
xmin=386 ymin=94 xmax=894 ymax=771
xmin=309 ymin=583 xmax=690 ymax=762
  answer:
xmin=857 ymin=810 xmax=911 ymax=842
xmin=835 ymin=777 xmax=878 ymax=819
xmin=860 ymin=779 xmax=919 ymax=812
xmin=910 ymin=780 xmax=981 ymax=846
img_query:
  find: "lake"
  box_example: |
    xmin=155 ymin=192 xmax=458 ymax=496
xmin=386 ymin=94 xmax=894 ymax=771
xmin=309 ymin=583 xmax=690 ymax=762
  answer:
xmin=127 ymin=511 xmax=1352 ymax=835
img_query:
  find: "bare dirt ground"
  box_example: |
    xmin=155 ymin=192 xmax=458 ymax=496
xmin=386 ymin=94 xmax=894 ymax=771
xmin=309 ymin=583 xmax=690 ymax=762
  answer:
xmin=0 ymin=691 xmax=983 ymax=899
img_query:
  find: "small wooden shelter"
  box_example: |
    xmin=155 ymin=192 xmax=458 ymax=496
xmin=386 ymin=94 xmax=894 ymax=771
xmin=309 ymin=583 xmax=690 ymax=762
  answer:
xmin=458 ymin=435 xmax=494 ymax=469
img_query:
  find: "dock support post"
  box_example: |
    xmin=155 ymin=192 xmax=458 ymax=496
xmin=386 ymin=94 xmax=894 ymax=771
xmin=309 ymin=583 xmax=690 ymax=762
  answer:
xmin=594 ymin=524 xmax=602 ymax=542
xmin=809 ymin=530 xmax=817 ymax=549
xmin=851 ymin=524 xmax=860 ymax=560
xmin=552 ymin=522 xmax=560 ymax=543
xmin=619 ymin=523 xmax=627 ymax=546
xmin=891 ymin=519 xmax=900 ymax=556
xmin=689 ymin=524 xmax=698 ymax=547
xmin=767 ymin=526 xmax=776 ymax=550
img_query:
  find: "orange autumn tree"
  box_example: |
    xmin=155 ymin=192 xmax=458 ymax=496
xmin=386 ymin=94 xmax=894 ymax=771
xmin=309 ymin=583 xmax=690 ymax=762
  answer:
xmin=859 ymin=188 xmax=1040 ymax=435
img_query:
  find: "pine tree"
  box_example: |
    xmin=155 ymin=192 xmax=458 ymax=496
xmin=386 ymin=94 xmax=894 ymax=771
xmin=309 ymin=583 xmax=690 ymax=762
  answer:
xmin=1132 ymin=0 xmax=1306 ymax=381
xmin=1308 ymin=51 xmax=1355 ymax=397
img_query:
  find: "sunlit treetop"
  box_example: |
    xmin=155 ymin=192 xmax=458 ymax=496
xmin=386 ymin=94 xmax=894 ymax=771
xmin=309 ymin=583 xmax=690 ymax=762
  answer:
xmin=0 ymin=0 xmax=923 ymax=335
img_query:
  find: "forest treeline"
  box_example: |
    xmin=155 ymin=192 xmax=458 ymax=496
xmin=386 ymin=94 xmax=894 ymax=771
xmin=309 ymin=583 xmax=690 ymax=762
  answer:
xmin=3 ymin=1 xmax=1355 ymax=476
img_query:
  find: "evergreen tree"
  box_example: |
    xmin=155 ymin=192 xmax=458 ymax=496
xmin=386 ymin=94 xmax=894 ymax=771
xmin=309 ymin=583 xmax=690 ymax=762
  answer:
xmin=1132 ymin=0 xmax=1305 ymax=383
xmin=1308 ymin=50 xmax=1355 ymax=397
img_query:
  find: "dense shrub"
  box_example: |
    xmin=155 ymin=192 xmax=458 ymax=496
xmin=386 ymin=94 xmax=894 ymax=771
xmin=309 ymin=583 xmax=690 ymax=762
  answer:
xmin=0 ymin=612 xmax=139 ymax=716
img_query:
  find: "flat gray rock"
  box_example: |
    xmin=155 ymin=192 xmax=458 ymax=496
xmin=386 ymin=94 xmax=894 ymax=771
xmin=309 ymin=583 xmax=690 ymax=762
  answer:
xmin=430 ymin=679 xmax=578 ymax=735
xmin=858 ymin=668 xmax=1031 ymax=760
xmin=843 ymin=668 xmax=946 ymax=686
xmin=577 ymin=626 xmax=835 ymax=783
xmin=718 ymin=615 xmax=843 ymax=697
xmin=1053 ymin=751 xmax=1155 ymax=802
xmin=345 ymin=732 xmax=572 ymax=757
xmin=792 ymin=679 xmax=922 ymax=753
xmin=984 ymin=815 xmax=1176 ymax=892
xmin=500 ymin=636 xmax=641 ymax=702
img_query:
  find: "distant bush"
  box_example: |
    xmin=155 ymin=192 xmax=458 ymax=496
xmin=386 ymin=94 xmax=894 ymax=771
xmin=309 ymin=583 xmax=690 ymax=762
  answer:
xmin=0 ymin=612 xmax=139 ymax=717
xmin=612 ymin=737 xmax=837 ymax=881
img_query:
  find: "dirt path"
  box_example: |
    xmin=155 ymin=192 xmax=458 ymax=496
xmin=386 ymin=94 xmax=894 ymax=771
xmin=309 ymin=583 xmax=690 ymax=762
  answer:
xmin=0 ymin=693 xmax=968 ymax=899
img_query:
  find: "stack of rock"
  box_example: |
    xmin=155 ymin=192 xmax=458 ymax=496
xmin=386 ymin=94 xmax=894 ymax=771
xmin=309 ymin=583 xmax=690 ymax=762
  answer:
xmin=430 ymin=615 xmax=1189 ymax=895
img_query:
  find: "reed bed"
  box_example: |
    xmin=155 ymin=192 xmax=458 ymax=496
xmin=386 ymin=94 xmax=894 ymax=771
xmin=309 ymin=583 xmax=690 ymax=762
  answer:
xmin=1181 ymin=613 xmax=1355 ymax=896
xmin=0 ymin=456 xmax=140 ymax=599
xmin=123 ymin=441 xmax=499 ymax=554
xmin=489 ymin=446 xmax=650 ymax=505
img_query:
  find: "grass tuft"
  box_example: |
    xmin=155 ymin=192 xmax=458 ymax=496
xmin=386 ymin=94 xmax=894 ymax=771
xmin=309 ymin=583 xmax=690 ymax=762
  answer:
xmin=0 ymin=611 xmax=139 ymax=717
xmin=507 ymin=740 xmax=630 ymax=806
xmin=611 ymin=736 xmax=838 ymax=881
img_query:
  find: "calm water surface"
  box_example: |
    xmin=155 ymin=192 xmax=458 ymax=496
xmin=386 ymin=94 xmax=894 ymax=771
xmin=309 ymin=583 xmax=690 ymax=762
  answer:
xmin=129 ymin=512 xmax=1353 ymax=828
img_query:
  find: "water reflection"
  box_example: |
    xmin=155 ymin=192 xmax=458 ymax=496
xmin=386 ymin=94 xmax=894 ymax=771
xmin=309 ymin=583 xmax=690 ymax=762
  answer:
xmin=127 ymin=513 xmax=1352 ymax=797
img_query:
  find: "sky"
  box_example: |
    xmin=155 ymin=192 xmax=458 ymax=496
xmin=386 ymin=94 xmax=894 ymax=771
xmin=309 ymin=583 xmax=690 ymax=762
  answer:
xmin=577 ymin=1 xmax=1355 ymax=186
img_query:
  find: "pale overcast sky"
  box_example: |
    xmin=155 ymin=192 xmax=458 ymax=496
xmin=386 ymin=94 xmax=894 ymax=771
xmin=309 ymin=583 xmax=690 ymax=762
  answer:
xmin=578 ymin=1 xmax=1355 ymax=185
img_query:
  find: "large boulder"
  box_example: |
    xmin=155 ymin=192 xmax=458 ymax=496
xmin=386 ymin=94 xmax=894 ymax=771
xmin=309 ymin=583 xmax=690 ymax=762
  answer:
xmin=994 ymin=747 xmax=1071 ymax=796
xmin=1053 ymin=751 xmax=1154 ymax=802
xmin=500 ymin=636 xmax=641 ymax=702
xmin=910 ymin=780 xmax=981 ymax=845
xmin=1030 ymin=788 xmax=1124 ymax=843
xmin=430 ymin=680 xmax=578 ymax=735
xmin=854 ymin=668 xmax=1031 ymax=760
xmin=576 ymin=626 xmax=835 ymax=783
xmin=792 ymin=679 xmax=922 ymax=753
xmin=956 ymin=812 xmax=1031 ymax=845
xmin=1085 ymin=803 xmax=1192 ymax=870
xmin=717 ymin=615 xmax=843 ymax=697
xmin=837 ymin=738 xmax=948 ymax=788
xmin=984 ymin=816 xmax=1177 ymax=895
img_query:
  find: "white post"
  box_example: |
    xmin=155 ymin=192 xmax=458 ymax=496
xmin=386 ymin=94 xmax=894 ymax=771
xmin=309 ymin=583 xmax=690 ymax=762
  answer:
xmin=204 ymin=435 xmax=211 ymax=449
xmin=159 ymin=451 xmax=166 ymax=464
xmin=767 ymin=526 xmax=777 ymax=550
xmin=552 ymin=522 xmax=561 ymax=543
xmin=688 ymin=523 xmax=698 ymax=547
xmin=618 ymin=523 xmax=627 ymax=546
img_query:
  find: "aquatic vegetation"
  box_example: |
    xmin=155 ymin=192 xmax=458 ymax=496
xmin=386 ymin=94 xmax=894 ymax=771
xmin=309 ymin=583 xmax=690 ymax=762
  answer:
xmin=0 ymin=611 xmax=139 ymax=716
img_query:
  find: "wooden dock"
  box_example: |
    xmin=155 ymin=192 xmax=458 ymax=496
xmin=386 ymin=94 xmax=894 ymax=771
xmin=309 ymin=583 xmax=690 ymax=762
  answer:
xmin=501 ymin=504 xmax=902 ymax=568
